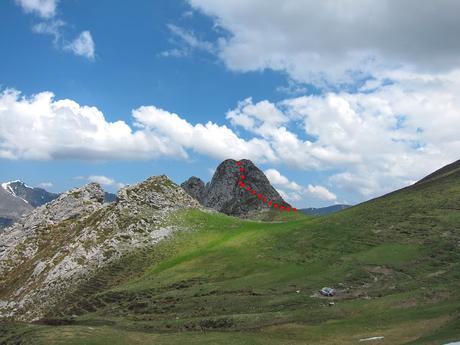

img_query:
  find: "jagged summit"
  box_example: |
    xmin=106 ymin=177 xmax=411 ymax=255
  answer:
xmin=181 ymin=158 xmax=289 ymax=216
xmin=117 ymin=175 xmax=201 ymax=209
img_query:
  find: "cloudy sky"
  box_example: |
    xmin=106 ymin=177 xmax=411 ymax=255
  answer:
xmin=1 ymin=0 xmax=460 ymax=207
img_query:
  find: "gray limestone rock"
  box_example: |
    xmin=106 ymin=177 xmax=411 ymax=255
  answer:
xmin=0 ymin=176 xmax=199 ymax=321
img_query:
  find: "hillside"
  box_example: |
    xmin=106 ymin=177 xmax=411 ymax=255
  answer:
xmin=1 ymin=160 xmax=460 ymax=344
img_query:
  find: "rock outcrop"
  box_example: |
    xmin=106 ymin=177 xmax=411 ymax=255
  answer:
xmin=181 ymin=159 xmax=289 ymax=216
xmin=0 ymin=176 xmax=199 ymax=321
xmin=181 ymin=177 xmax=207 ymax=204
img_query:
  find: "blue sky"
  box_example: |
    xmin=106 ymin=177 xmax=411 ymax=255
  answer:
xmin=1 ymin=0 xmax=460 ymax=208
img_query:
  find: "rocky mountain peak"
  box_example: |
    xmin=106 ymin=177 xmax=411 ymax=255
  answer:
xmin=117 ymin=175 xmax=200 ymax=210
xmin=180 ymin=176 xmax=206 ymax=204
xmin=181 ymin=158 xmax=289 ymax=216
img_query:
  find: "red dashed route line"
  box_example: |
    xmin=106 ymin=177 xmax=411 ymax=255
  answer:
xmin=236 ymin=161 xmax=297 ymax=212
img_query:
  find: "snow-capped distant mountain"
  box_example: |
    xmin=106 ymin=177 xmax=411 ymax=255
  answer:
xmin=0 ymin=181 xmax=60 ymax=230
xmin=1 ymin=180 xmax=59 ymax=207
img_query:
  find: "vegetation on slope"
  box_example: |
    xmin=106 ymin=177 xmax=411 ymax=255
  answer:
xmin=1 ymin=164 xmax=460 ymax=344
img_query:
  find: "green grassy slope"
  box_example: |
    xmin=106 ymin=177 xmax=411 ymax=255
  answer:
xmin=1 ymin=164 xmax=460 ymax=344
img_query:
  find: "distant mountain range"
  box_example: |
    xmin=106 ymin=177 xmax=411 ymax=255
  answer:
xmin=0 ymin=181 xmax=116 ymax=230
xmin=300 ymin=204 xmax=351 ymax=216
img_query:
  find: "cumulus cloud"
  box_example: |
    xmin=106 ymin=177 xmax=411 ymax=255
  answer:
xmin=0 ymin=88 xmax=276 ymax=163
xmin=264 ymin=168 xmax=301 ymax=191
xmin=132 ymin=105 xmax=276 ymax=162
xmin=86 ymin=175 xmax=125 ymax=189
xmin=187 ymin=0 xmax=460 ymax=84
xmin=265 ymin=168 xmax=336 ymax=202
xmin=2 ymin=71 xmax=460 ymax=203
xmin=0 ymin=89 xmax=181 ymax=160
xmin=64 ymin=31 xmax=95 ymax=60
xmin=15 ymin=0 xmax=58 ymax=18
xmin=306 ymin=184 xmax=337 ymax=201
xmin=227 ymin=98 xmax=289 ymax=137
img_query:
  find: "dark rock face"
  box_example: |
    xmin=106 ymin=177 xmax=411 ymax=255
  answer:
xmin=181 ymin=159 xmax=289 ymax=216
xmin=180 ymin=177 xmax=206 ymax=204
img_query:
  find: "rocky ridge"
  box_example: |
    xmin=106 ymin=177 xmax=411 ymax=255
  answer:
xmin=181 ymin=159 xmax=289 ymax=216
xmin=0 ymin=176 xmax=200 ymax=321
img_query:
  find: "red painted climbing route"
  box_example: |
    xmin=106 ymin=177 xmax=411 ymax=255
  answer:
xmin=236 ymin=161 xmax=297 ymax=212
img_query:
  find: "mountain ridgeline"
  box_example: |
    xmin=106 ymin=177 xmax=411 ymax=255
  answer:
xmin=0 ymin=181 xmax=116 ymax=230
xmin=0 ymin=158 xmax=460 ymax=344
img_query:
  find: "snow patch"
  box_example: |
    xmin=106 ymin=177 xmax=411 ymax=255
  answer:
xmin=1 ymin=180 xmax=31 ymax=203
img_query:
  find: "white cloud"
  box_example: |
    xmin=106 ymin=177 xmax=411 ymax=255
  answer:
xmin=75 ymin=175 xmax=124 ymax=189
xmin=32 ymin=19 xmax=64 ymax=43
xmin=38 ymin=182 xmax=53 ymax=188
xmin=87 ymin=175 xmax=125 ymax=189
xmin=2 ymin=72 xmax=460 ymax=203
xmin=15 ymin=0 xmax=58 ymax=18
xmin=226 ymin=97 xmax=289 ymax=137
xmin=277 ymin=188 xmax=302 ymax=203
xmin=265 ymin=168 xmax=336 ymax=202
xmin=87 ymin=175 xmax=114 ymax=186
xmin=161 ymin=24 xmax=215 ymax=57
xmin=132 ymin=105 xmax=276 ymax=162
xmin=306 ymin=185 xmax=337 ymax=201
xmin=187 ymin=0 xmax=460 ymax=84
xmin=0 ymin=89 xmax=182 ymax=161
xmin=264 ymin=168 xmax=301 ymax=191
xmin=0 ymin=88 xmax=276 ymax=164
xmin=15 ymin=0 xmax=95 ymax=60
xmin=65 ymin=31 xmax=95 ymax=60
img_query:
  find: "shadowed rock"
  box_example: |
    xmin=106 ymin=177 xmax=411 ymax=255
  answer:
xmin=181 ymin=177 xmax=207 ymax=204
